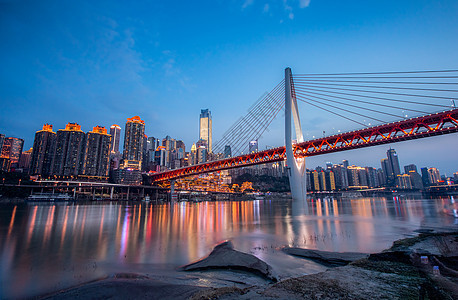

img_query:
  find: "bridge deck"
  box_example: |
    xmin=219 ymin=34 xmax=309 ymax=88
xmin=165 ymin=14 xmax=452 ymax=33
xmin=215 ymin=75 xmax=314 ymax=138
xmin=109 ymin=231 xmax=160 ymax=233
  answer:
xmin=149 ymin=109 xmax=458 ymax=182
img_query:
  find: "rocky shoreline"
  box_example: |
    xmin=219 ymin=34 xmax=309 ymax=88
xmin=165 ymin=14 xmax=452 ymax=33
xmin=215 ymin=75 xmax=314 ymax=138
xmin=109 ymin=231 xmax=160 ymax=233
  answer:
xmin=42 ymin=231 xmax=457 ymax=299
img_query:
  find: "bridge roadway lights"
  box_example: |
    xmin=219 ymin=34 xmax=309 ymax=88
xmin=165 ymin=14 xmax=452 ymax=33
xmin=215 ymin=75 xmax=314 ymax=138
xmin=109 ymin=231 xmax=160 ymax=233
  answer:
xmin=285 ymin=67 xmax=307 ymax=202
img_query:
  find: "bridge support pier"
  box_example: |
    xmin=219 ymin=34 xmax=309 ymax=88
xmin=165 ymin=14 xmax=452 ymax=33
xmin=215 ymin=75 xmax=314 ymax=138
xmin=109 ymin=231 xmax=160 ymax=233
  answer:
xmin=285 ymin=67 xmax=306 ymax=202
xmin=170 ymin=180 xmax=176 ymax=202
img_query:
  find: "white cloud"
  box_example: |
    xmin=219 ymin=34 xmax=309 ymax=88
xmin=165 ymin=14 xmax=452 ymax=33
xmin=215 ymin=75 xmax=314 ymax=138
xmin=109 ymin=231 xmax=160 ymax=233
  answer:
xmin=263 ymin=3 xmax=270 ymax=13
xmin=242 ymin=0 xmax=254 ymax=9
xmin=299 ymin=0 xmax=311 ymax=8
xmin=289 ymin=12 xmax=294 ymax=19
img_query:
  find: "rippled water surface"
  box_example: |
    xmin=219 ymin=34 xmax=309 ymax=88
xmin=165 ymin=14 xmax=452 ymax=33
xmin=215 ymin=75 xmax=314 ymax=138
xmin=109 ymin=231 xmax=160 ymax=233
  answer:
xmin=0 ymin=197 xmax=456 ymax=298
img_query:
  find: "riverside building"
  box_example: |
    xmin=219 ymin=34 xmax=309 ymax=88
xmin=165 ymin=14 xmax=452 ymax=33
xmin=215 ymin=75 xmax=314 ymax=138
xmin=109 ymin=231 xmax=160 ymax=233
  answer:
xmin=52 ymin=123 xmax=86 ymax=176
xmin=30 ymin=124 xmax=56 ymax=177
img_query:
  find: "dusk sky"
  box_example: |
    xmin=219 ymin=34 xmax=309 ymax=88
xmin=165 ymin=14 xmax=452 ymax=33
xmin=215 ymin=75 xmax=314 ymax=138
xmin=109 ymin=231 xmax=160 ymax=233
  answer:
xmin=1 ymin=0 xmax=457 ymax=174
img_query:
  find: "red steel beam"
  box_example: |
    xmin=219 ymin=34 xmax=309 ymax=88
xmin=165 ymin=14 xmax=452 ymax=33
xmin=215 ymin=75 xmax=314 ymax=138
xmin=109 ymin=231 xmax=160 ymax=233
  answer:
xmin=150 ymin=109 xmax=458 ymax=182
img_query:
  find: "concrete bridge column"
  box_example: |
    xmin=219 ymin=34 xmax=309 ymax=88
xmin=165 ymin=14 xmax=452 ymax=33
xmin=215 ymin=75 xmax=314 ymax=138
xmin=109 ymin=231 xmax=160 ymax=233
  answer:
xmin=285 ymin=67 xmax=306 ymax=202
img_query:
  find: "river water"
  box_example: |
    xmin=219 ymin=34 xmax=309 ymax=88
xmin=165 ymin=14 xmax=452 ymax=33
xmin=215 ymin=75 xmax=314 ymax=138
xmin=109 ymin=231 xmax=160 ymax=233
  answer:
xmin=0 ymin=196 xmax=456 ymax=298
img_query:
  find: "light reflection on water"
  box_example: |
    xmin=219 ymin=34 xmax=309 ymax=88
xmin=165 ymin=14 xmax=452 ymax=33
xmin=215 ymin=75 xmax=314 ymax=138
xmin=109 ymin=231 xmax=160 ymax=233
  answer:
xmin=0 ymin=197 xmax=456 ymax=298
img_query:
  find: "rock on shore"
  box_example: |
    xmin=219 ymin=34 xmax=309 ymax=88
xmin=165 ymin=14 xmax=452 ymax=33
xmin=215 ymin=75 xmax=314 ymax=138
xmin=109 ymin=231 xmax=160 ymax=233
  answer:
xmin=180 ymin=240 xmax=277 ymax=282
xmin=282 ymin=247 xmax=368 ymax=267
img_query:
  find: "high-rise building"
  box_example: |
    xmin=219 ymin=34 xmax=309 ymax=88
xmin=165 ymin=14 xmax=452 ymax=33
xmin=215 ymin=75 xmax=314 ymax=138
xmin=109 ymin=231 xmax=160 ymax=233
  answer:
xmin=52 ymin=123 xmax=86 ymax=176
xmin=109 ymin=124 xmax=121 ymax=153
xmin=190 ymin=143 xmax=197 ymax=165
xmin=397 ymin=174 xmax=412 ymax=189
xmin=197 ymin=145 xmax=207 ymax=164
xmin=154 ymin=146 xmax=166 ymax=166
xmin=249 ymin=140 xmax=258 ymax=153
xmin=199 ymin=109 xmax=212 ymax=153
xmin=428 ymin=167 xmax=441 ymax=185
xmin=0 ymin=134 xmax=4 ymax=151
xmin=19 ymin=148 xmax=33 ymax=171
xmin=342 ymin=160 xmax=349 ymax=168
xmin=385 ymin=148 xmax=401 ymax=186
xmin=404 ymin=164 xmax=417 ymax=174
xmin=408 ymin=170 xmax=424 ymax=189
xmin=30 ymin=124 xmax=56 ymax=177
xmin=421 ymin=167 xmax=431 ymax=187
xmin=1 ymin=137 xmax=24 ymax=171
xmin=224 ymin=145 xmax=232 ymax=158
xmin=365 ymin=167 xmax=379 ymax=188
xmin=123 ymin=116 xmax=145 ymax=170
xmin=83 ymin=126 xmax=111 ymax=177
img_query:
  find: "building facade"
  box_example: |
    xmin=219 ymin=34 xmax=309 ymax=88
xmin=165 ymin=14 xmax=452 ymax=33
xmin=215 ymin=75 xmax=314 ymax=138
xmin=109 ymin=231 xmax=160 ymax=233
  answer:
xmin=123 ymin=116 xmax=145 ymax=170
xmin=199 ymin=109 xmax=212 ymax=153
xmin=52 ymin=123 xmax=86 ymax=176
xmin=83 ymin=126 xmax=111 ymax=177
xmin=30 ymin=124 xmax=56 ymax=177
xmin=1 ymin=137 xmax=24 ymax=171
xmin=109 ymin=124 xmax=121 ymax=153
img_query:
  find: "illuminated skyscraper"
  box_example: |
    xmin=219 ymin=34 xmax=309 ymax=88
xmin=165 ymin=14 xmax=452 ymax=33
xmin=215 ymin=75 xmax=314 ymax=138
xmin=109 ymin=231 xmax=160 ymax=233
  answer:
xmin=0 ymin=134 xmax=4 ymax=151
xmin=249 ymin=140 xmax=258 ymax=153
xmin=19 ymin=148 xmax=33 ymax=171
xmin=52 ymin=123 xmax=86 ymax=176
xmin=123 ymin=116 xmax=145 ymax=170
xmin=1 ymin=137 xmax=24 ymax=171
xmin=224 ymin=145 xmax=232 ymax=158
xmin=199 ymin=109 xmax=212 ymax=153
xmin=109 ymin=124 xmax=121 ymax=153
xmin=83 ymin=126 xmax=111 ymax=177
xmin=30 ymin=124 xmax=56 ymax=176
xmin=385 ymin=148 xmax=401 ymax=186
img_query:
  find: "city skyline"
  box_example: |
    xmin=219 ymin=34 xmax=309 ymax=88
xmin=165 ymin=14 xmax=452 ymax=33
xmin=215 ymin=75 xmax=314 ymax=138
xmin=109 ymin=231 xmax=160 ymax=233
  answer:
xmin=1 ymin=0 xmax=458 ymax=174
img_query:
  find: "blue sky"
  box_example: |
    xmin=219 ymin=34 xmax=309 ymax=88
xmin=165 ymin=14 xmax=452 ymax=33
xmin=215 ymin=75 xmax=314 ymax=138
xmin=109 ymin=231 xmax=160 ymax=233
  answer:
xmin=1 ymin=0 xmax=458 ymax=174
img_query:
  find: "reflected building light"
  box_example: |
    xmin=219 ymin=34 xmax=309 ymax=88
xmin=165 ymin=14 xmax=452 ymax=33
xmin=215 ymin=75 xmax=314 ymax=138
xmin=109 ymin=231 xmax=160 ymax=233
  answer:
xmin=7 ymin=206 xmax=17 ymax=238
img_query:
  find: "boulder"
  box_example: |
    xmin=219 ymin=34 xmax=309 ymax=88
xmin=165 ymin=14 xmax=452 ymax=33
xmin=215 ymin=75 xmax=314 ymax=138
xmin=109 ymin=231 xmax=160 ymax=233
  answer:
xmin=283 ymin=247 xmax=368 ymax=267
xmin=180 ymin=241 xmax=277 ymax=282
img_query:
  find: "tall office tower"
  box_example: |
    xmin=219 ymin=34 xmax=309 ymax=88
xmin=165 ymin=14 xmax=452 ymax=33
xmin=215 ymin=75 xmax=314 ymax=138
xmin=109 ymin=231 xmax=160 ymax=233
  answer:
xmin=199 ymin=109 xmax=212 ymax=153
xmin=52 ymin=123 xmax=86 ymax=176
xmin=249 ymin=140 xmax=258 ymax=153
xmin=365 ymin=167 xmax=379 ymax=188
xmin=387 ymin=148 xmax=401 ymax=175
xmin=1 ymin=137 xmax=24 ymax=171
xmin=197 ymin=146 xmax=207 ymax=164
xmin=109 ymin=124 xmax=121 ymax=153
xmin=162 ymin=135 xmax=176 ymax=167
xmin=0 ymin=134 xmax=4 ymax=151
xmin=190 ymin=143 xmax=197 ymax=165
xmin=224 ymin=145 xmax=232 ymax=158
xmin=176 ymin=140 xmax=186 ymax=159
xmin=83 ymin=126 xmax=111 ymax=177
xmin=30 ymin=124 xmax=57 ymax=177
xmin=154 ymin=146 xmax=166 ymax=166
xmin=377 ymin=168 xmax=386 ymax=186
xmin=19 ymin=148 xmax=33 ymax=171
xmin=123 ymin=116 xmax=145 ymax=170
xmin=342 ymin=160 xmax=349 ymax=168
xmin=427 ymin=167 xmax=441 ymax=184
xmin=420 ymin=167 xmax=431 ymax=187
xmin=404 ymin=164 xmax=417 ymax=174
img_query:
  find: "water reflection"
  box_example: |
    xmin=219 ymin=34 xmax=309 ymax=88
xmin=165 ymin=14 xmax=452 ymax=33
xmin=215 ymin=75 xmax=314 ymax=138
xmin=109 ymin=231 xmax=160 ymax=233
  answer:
xmin=0 ymin=197 xmax=456 ymax=298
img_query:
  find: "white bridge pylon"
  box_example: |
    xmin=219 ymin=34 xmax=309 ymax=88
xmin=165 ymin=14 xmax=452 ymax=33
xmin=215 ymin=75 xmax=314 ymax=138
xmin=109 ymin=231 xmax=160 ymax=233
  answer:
xmin=285 ymin=67 xmax=306 ymax=201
